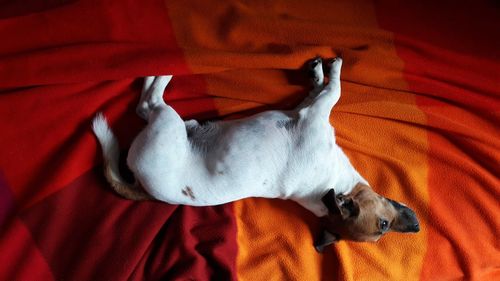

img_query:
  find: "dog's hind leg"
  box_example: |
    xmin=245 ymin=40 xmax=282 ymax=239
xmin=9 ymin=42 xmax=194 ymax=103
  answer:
xmin=139 ymin=76 xmax=199 ymax=134
xmin=136 ymin=75 xmax=173 ymax=120
xmin=138 ymin=75 xmax=186 ymax=138
xmin=136 ymin=76 xmax=155 ymax=120
xmin=142 ymin=76 xmax=155 ymax=95
xmin=128 ymin=76 xmax=189 ymax=200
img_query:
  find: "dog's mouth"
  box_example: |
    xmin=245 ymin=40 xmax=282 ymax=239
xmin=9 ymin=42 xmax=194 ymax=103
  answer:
xmin=402 ymin=222 xmax=420 ymax=233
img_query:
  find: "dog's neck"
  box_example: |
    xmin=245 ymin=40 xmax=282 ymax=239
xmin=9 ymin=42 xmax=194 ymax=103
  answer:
xmin=290 ymin=142 xmax=369 ymax=218
xmin=326 ymin=144 xmax=368 ymax=196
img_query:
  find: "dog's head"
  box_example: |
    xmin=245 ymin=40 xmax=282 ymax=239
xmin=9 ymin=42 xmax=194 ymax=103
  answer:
xmin=315 ymin=183 xmax=419 ymax=252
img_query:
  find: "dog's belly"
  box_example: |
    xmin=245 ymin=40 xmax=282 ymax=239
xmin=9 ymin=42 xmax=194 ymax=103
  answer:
xmin=180 ymin=112 xmax=296 ymax=205
xmin=131 ymin=109 xmax=335 ymax=206
xmin=186 ymin=110 xmax=334 ymax=205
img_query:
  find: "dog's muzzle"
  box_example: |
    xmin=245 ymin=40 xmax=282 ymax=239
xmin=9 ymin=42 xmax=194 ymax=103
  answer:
xmin=387 ymin=198 xmax=420 ymax=233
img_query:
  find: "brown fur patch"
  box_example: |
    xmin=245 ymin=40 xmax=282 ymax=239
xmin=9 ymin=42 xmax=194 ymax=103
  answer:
xmin=345 ymin=184 xmax=399 ymax=241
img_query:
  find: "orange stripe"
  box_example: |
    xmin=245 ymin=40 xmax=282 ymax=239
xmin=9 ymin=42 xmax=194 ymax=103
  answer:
xmin=334 ymin=82 xmax=429 ymax=281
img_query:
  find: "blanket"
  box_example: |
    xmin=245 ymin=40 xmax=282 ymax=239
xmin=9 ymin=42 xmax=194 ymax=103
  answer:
xmin=0 ymin=0 xmax=498 ymax=280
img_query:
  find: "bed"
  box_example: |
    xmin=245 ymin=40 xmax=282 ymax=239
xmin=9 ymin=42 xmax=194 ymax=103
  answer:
xmin=0 ymin=1 xmax=498 ymax=280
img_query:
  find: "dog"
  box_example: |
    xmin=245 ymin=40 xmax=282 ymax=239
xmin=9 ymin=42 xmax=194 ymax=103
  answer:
xmin=92 ymin=57 xmax=419 ymax=252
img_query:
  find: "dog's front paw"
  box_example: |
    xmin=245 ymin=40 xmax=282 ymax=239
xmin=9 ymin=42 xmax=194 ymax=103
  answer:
xmin=328 ymin=57 xmax=343 ymax=76
xmin=309 ymin=56 xmax=322 ymax=69
xmin=308 ymin=56 xmax=324 ymax=88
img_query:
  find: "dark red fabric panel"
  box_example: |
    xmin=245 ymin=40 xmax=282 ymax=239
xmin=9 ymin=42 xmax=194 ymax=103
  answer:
xmin=0 ymin=0 xmax=237 ymax=280
xmin=0 ymin=172 xmax=14 ymax=226
xmin=18 ymin=168 xmax=237 ymax=280
xmin=0 ymin=218 xmax=55 ymax=280
xmin=376 ymin=1 xmax=500 ymax=280
xmin=0 ymin=0 xmax=190 ymax=87
xmin=375 ymin=1 xmax=499 ymax=62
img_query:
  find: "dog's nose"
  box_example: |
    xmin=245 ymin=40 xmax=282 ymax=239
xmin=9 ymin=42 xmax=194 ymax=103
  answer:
xmin=409 ymin=223 xmax=420 ymax=233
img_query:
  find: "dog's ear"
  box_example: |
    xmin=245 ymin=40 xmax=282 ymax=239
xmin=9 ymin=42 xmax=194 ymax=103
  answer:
xmin=314 ymin=230 xmax=339 ymax=253
xmin=322 ymin=188 xmax=341 ymax=215
xmin=322 ymin=188 xmax=359 ymax=219
xmin=335 ymin=194 xmax=360 ymax=219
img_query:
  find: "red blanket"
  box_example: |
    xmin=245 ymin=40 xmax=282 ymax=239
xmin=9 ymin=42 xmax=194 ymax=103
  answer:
xmin=1 ymin=1 xmax=498 ymax=280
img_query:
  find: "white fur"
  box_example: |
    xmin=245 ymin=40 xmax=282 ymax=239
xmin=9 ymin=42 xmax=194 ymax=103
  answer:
xmin=92 ymin=113 xmax=122 ymax=183
xmin=93 ymin=58 xmax=368 ymax=217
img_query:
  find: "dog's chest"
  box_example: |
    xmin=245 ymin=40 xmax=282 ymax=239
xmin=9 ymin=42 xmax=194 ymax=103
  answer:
xmin=278 ymin=121 xmax=336 ymax=197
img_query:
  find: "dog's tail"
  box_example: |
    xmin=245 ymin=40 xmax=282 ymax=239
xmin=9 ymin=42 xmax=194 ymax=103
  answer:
xmin=92 ymin=113 xmax=153 ymax=201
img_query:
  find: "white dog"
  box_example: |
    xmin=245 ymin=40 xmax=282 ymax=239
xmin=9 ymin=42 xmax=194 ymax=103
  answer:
xmin=93 ymin=57 xmax=419 ymax=251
